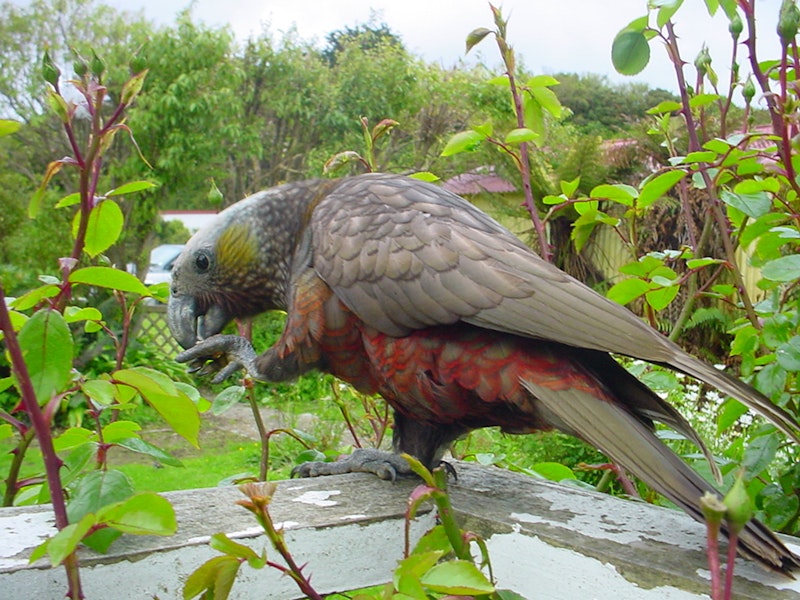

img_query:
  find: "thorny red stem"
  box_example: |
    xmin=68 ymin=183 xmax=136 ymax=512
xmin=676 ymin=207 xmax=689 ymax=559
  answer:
xmin=663 ymin=20 xmax=761 ymax=330
xmin=0 ymin=285 xmax=84 ymax=598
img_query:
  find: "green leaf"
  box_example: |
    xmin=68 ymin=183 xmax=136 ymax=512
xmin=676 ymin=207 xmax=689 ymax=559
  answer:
xmin=114 ymin=437 xmax=184 ymax=468
xmin=487 ymin=75 xmax=511 ymax=87
xmin=531 ymin=85 xmax=562 ymax=118
xmin=81 ymin=379 xmax=116 ymax=406
xmin=643 ymin=369 xmax=681 ymax=392
xmin=607 ymin=278 xmax=650 ymax=305
xmin=523 ymin=94 xmax=544 ymax=136
xmin=762 ymin=489 xmax=800 ymax=531
xmin=754 ymin=361 xmax=787 ymax=398
xmin=682 ymin=150 xmax=718 ymax=163
xmin=68 ymin=470 xmax=135 ymax=524
xmin=0 ymin=119 xmax=22 ymax=137
xmin=762 ymin=255 xmax=800 ymax=282
xmin=504 ymin=128 xmax=538 ymax=144
xmin=53 ymin=428 xmax=96 ymax=452
xmin=209 ymin=533 xmax=265 ymax=569
xmin=69 ymin=266 xmax=150 ymax=296
xmin=440 ymin=130 xmax=485 ymax=156
xmin=689 ymin=93 xmax=721 ymax=109
xmin=101 ymin=420 xmax=142 ymax=443
xmin=17 ymin=309 xmax=73 ymax=403
xmin=573 ymin=199 xmax=598 ymax=215
xmin=645 ymin=284 xmax=681 ymax=311
xmin=64 ymin=306 xmax=103 ymax=324
xmin=420 ymin=560 xmax=495 ymax=595
xmin=212 ymin=385 xmax=246 ymax=415
xmin=719 ymin=189 xmax=771 ymax=219
xmin=532 ymin=462 xmax=577 ymax=481
xmin=543 ymin=194 xmax=566 ymax=205
xmin=776 ymin=336 xmax=800 ymax=372
xmin=105 ymin=180 xmax=156 ymax=197
xmin=115 ymin=366 xmax=178 ymax=395
xmin=412 ymin=525 xmax=451 ymax=555
xmin=656 ymin=0 xmax=684 ymax=27
xmin=79 ymin=200 xmax=124 ymax=257
xmin=409 ymin=171 xmax=440 ymax=182
xmin=10 ymin=284 xmax=60 ymax=311
xmin=686 ymin=257 xmax=724 ymax=269
xmin=114 ymin=367 xmax=200 ymax=446
xmin=526 ymin=75 xmax=560 ymax=87
xmin=638 ymin=170 xmax=686 ymax=208
xmin=496 ymin=590 xmax=529 ymax=600
xmin=97 ymin=492 xmax=177 ymax=536
xmin=394 ymin=551 xmax=446 ymax=589
xmin=55 ymin=192 xmax=81 ymax=208
xmin=612 ymin=29 xmax=651 ymax=75
xmin=647 ymin=100 xmax=682 ymax=114
xmin=465 ymin=27 xmax=492 ymax=53
xmin=183 ymin=556 xmax=242 ymax=600
xmin=717 ymin=399 xmax=748 ymax=434
xmin=29 ymin=160 xmax=65 ymax=218
xmin=590 ymin=183 xmax=636 ymax=206
xmin=560 ymin=178 xmax=580 ymax=197
xmin=47 ymin=514 xmax=97 ymax=566
xmin=742 ymin=433 xmax=779 ymax=478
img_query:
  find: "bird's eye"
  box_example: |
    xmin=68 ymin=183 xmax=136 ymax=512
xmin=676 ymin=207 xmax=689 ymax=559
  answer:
xmin=194 ymin=251 xmax=211 ymax=273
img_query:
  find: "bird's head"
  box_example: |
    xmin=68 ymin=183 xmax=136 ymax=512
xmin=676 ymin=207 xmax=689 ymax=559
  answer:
xmin=167 ymin=194 xmax=295 ymax=349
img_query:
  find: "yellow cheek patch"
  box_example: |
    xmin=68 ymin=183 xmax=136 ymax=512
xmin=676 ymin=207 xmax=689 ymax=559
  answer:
xmin=216 ymin=223 xmax=258 ymax=275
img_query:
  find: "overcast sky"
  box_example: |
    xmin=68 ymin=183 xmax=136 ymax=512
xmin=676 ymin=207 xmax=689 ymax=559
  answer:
xmin=104 ymin=0 xmax=782 ymax=96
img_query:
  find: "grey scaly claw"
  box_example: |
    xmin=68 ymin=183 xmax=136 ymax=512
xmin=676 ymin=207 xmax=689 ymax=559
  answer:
xmin=175 ymin=334 xmax=259 ymax=382
xmin=292 ymin=448 xmax=415 ymax=481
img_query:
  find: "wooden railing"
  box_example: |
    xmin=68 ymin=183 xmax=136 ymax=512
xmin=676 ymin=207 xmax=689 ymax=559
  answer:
xmin=2 ymin=462 xmax=799 ymax=599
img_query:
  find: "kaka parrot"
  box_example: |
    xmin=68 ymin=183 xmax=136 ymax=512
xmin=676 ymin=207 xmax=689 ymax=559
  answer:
xmin=168 ymin=173 xmax=800 ymax=572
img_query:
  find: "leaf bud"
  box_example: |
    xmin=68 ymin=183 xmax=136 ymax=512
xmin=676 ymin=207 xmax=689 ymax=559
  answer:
xmin=90 ymin=50 xmax=106 ymax=79
xmin=742 ymin=76 xmax=756 ymax=104
xmin=700 ymin=491 xmax=726 ymax=526
xmin=723 ymin=472 xmax=754 ymax=535
xmin=42 ymin=51 xmax=61 ymax=87
xmin=778 ymin=0 xmax=800 ymax=46
xmin=728 ymin=12 xmax=743 ymax=40
xmin=694 ymin=45 xmax=712 ymax=77
xmin=207 ymin=178 xmax=224 ymax=206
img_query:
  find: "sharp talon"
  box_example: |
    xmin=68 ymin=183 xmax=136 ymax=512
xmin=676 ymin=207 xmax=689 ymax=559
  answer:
xmin=438 ymin=460 xmax=458 ymax=482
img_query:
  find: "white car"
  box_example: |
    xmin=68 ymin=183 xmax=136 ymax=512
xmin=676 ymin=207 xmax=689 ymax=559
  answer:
xmin=144 ymin=244 xmax=184 ymax=285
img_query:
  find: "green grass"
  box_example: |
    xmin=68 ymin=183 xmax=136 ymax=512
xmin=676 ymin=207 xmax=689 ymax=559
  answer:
xmin=108 ymin=440 xmax=264 ymax=492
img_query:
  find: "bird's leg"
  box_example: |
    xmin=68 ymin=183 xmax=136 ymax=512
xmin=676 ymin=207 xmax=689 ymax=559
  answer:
xmin=292 ymin=412 xmax=465 ymax=481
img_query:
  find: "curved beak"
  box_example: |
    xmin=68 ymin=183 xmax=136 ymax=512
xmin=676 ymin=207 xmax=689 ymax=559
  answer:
xmin=168 ymin=294 xmax=232 ymax=349
xmin=167 ymin=294 xmax=200 ymax=349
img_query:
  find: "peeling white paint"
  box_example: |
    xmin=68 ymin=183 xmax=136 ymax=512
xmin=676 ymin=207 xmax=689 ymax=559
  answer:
xmin=340 ymin=514 xmax=368 ymax=520
xmin=0 ymin=511 xmax=55 ymax=569
xmin=698 ymin=542 xmax=800 ymax=594
xmin=291 ymin=490 xmax=341 ymax=507
xmin=487 ymin=530 xmax=709 ymax=600
xmin=534 ymin=489 xmax=706 ymax=551
xmin=510 ymin=511 xmax=547 ymax=525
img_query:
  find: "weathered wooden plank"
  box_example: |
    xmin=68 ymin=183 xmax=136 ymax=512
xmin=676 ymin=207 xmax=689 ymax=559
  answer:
xmin=1 ymin=462 xmax=798 ymax=599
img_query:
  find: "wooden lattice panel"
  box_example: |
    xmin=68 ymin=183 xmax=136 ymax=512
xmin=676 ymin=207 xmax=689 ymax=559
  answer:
xmin=135 ymin=303 xmax=183 ymax=357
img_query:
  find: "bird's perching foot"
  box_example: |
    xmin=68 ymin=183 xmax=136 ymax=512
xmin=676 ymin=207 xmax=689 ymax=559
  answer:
xmin=175 ymin=334 xmax=259 ymax=383
xmin=292 ymin=448 xmax=415 ymax=481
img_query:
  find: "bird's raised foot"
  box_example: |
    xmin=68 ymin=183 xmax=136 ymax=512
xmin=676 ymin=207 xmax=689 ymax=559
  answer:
xmin=175 ymin=334 xmax=258 ymax=383
xmin=291 ymin=448 xmax=414 ymax=481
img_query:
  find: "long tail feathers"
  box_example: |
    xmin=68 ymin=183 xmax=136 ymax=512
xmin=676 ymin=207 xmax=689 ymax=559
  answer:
xmin=521 ymin=378 xmax=800 ymax=573
xmin=664 ymin=352 xmax=800 ymax=445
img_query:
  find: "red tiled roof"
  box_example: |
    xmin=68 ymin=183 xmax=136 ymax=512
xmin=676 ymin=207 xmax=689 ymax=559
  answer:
xmin=442 ymin=171 xmax=516 ymax=195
